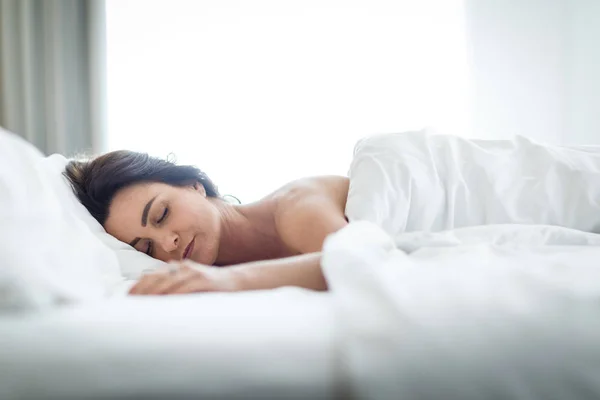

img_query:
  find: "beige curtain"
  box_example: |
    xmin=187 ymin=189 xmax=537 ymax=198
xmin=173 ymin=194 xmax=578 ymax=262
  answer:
xmin=0 ymin=0 xmax=106 ymax=155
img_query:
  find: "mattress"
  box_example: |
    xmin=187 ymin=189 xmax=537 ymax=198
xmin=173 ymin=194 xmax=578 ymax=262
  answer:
xmin=0 ymin=287 xmax=338 ymax=400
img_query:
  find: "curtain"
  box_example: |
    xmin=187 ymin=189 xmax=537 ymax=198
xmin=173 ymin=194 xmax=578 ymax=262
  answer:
xmin=0 ymin=0 xmax=106 ymax=155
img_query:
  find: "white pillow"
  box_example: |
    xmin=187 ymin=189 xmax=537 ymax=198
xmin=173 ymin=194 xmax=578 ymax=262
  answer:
xmin=0 ymin=129 xmax=123 ymax=311
xmin=40 ymin=154 xmax=167 ymax=279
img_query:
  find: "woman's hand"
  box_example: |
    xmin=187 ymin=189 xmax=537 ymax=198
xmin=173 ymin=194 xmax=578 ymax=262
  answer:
xmin=129 ymin=262 xmax=242 ymax=295
xmin=129 ymin=252 xmax=326 ymax=295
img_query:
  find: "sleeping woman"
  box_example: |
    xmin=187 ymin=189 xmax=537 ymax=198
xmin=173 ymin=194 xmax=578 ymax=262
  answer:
xmin=65 ymin=150 xmax=349 ymax=295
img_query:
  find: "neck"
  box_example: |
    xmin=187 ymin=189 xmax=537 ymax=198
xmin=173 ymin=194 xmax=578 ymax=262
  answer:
xmin=211 ymin=199 xmax=289 ymax=266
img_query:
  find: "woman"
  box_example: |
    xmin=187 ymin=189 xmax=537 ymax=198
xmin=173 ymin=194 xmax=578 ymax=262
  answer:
xmin=65 ymin=150 xmax=349 ymax=295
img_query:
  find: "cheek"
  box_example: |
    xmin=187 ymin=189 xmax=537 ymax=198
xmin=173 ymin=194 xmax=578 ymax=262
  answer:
xmin=179 ymin=198 xmax=219 ymax=233
xmin=198 ymin=204 xmax=220 ymax=231
xmin=200 ymin=207 xmax=221 ymax=241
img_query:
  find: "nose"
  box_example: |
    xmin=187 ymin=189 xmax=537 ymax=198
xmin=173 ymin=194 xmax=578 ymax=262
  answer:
xmin=159 ymin=231 xmax=180 ymax=253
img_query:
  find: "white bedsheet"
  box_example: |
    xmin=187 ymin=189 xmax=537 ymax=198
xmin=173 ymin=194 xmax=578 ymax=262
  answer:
xmin=323 ymin=222 xmax=600 ymax=400
xmin=0 ymin=288 xmax=337 ymax=400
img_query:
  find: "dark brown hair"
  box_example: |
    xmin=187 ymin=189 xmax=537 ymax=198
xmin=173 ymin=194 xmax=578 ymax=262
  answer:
xmin=64 ymin=150 xmax=220 ymax=226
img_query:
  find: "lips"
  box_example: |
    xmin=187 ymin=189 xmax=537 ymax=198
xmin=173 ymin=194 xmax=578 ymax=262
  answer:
xmin=182 ymin=238 xmax=195 ymax=259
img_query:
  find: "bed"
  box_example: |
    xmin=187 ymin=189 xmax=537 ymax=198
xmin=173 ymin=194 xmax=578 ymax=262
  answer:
xmin=3 ymin=128 xmax=600 ymax=399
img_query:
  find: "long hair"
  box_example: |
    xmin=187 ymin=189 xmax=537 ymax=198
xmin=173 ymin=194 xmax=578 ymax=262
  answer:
xmin=64 ymin=150 xmax=220 ymax=226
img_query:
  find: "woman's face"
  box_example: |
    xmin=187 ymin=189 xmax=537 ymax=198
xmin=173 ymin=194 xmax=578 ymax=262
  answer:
xmin=104 ymin=182 xmax=221 ymax=264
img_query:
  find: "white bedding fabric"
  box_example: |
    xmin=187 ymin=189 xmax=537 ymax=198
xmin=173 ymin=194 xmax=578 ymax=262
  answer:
xmin=0 ymin=126 xmax=170 ymax=311
xmin=323 ymin=222 xmax=600 ymax=400
xmin=324 ymin=131 xmax=600 ymax=399
xmin=0 ymin=288 xmax=337 ymax=400
xmin=0 ymin=129 xmax=124 ymax=311
xmin=346 ymin=131 xmax=600 ymax=235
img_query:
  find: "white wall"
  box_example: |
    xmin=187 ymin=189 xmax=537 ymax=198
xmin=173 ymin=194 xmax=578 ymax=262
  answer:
xmin=106 ymin=0 xmax=470 ymax=202
xmin=566 ymin=0 xmax=600 ymax=144
xmin=465 ymin=0 xmax=600 ymax=144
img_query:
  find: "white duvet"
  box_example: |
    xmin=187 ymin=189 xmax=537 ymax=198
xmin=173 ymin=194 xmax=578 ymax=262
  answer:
xmin=323 ymin=132 xmax=600 ymax=399
xmin=346 ymin=131 xmax=600 ymax=234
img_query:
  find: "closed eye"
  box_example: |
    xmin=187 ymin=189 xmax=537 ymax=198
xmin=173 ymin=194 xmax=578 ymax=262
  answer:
xmin=145 ymin=240 xmax=153 ymax=256
xmin=157 ymin=207 xmax=169 ymax=224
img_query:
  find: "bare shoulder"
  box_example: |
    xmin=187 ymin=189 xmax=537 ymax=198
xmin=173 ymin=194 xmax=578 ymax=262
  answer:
xmin=269 ymin=176 xmax=350 ymax=254
xmin=270 ymin=175 xmax=349 ymax=205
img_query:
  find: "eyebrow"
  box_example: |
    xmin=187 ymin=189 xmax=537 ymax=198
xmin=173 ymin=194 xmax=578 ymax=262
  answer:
xmin=128 ymin=195 xmax=157 ymax=248
xmin=142 ymin=196 xmax=157 ymax=227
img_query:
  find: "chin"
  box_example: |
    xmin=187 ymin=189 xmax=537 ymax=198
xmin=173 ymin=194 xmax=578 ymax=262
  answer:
xmin=191 ymin=223 xmax=220 ymax=265
xmin=191 ymin=245 xmax=218 ymax=266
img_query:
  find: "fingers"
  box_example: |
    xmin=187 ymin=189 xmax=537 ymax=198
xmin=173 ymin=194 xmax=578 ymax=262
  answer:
xmin=152 ymin=268 xmax=195 ymax=295
xmin=155 ymin=264 xmax=210 ymax=295
xmin=129 ymin=263 xmax=181 ymax=295
xmin=129 ymin=263 xmax=202 ymax=295
xmin=168 ymin=279 xmax=208 ymax=295
xmin=129 ymin=272 xmax=170 ymax=295
xmin=128 ymin=262 xmax=215 ymax=296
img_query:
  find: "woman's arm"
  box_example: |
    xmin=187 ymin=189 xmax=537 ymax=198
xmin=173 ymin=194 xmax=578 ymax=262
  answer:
xmin=232 ymin=252 xmax=326 ymax=291
xmin=129 ymin=252 xmax=325 ymax=295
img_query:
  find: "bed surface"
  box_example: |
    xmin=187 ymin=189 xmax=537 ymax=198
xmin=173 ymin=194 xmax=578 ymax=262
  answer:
xmin=0 ymin=288 xmax=338 ymax=400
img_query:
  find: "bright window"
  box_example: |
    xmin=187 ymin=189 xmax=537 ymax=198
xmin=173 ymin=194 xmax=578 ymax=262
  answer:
xmin=106 ymin=0 xmax=470 ymax=202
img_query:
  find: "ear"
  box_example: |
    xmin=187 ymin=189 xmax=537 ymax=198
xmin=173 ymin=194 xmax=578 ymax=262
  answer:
xmin=193 ymin=182 xmax=207 ymax=197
